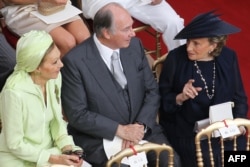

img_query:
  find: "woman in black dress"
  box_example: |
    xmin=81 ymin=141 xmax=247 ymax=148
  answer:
xmin=159 ymin=10 xmax=248 ymax=167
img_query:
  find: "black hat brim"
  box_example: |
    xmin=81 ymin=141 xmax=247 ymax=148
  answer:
xmin=174 ymin=10 xmax=241 ymax=40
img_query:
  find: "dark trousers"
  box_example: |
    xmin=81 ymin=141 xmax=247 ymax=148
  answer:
xmin=145 ymin=125 xmax=182 ymax=167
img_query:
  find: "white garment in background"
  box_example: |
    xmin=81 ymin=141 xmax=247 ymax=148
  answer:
xmin=82 ymin=0 xmax=152 ymax=18
xmin=81 ymin=0 xmax=186 ymax=51
xmin=0 ymin=1 xmax=81 ymax=35
xmin=31 ymin=3 xmax=82 ymax=24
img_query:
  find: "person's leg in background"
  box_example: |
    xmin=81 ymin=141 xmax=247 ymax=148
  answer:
xmin=128 ymin=0 xmax=186 ymax=51
xmin=0 ymin=33 xmax=16 ymax=91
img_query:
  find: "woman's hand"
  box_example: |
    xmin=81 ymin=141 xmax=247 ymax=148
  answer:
xmin=61 ymin=145 xmax=73 ymax=153
xmin=223 ymin=126 xmax=247 ymax=141
xmin=176 ymin=79 xmax=202 ymax=105
xmin=49 ymin=154 xmax=83 ymax=167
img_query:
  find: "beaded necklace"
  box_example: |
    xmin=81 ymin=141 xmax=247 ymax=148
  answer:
xmin=194 ymin=60 xmax=216 ymax=99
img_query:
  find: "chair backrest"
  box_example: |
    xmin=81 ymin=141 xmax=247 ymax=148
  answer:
xmin=133 ymin=19 xmax=162 ymax=60
xmin=152 ymin=53 xmax=167 ymax=82
xmin=105 ymin=142 xmax=174 ymax=167
xmin=195 ymin=118 xmax=250 ymax=167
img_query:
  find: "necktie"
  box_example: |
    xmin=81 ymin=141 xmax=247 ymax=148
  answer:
xmin=111 ymin=51 xmax=127 ymax=88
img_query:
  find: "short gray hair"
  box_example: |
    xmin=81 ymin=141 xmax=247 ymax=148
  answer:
xmin=93 ymin=3 xmax=123 ymax=37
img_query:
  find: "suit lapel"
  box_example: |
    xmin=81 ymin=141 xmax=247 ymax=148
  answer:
xmin=120 ymin=49 xmax=140 ymax=122
xmin=84 ymin=39 xmax=129 ymax=122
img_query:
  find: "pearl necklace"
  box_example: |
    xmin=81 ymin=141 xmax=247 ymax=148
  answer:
xmin=194 ymin=60 xmax=216 ymax=99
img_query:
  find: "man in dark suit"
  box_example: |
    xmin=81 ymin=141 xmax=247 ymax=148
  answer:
xmin=0 ymin=33 xmax=15 ymax=91
xmin=61 ymin=2 xmax=181 ymax=167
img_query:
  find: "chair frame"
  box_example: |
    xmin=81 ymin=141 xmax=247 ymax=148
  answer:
xmin=133 ymin=24 xmax=162 ymax=59
xmin=105 ymin=142 xmax=174 ymax=167
xmin=195 ymin=118 xmax=250 ymax=167
xmin=151 ymin=53 xmax=167 ymax=81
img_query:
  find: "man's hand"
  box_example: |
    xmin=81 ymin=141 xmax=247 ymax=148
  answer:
xmin=116 ymin=124 xmax=144 ymax=143
xmin=121 ymin=139 xmax=135 ymax=149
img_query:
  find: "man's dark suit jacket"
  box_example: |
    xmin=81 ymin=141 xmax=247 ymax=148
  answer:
xmin=61 ymin=36 xmax=163 ymax=165
xmin=0 ymin=34 xmax=15 ymax=91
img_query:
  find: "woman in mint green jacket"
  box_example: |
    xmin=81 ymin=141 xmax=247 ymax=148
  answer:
xmin=0 ymin=30 xmax=83 ymax=167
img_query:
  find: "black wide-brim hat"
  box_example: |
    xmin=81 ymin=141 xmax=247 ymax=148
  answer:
xmin=174 ymin=10 xmax=241 ymax=39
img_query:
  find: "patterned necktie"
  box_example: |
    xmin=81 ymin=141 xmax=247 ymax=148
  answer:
xmin=111 ymin=51 xmax=127 ymax=88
